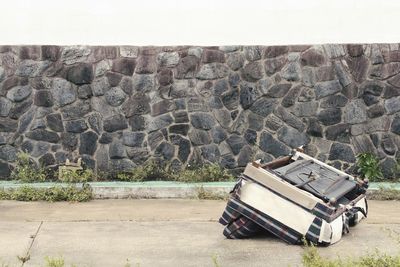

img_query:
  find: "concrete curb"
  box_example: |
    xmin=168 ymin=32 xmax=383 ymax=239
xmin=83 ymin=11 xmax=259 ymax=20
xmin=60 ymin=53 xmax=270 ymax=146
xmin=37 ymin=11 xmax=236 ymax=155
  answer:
xmin=90 ymin=182 xmax=234 ymax=199
xmin=0 ymin=181 xmax=235 ymax=199
xmin=0 ymin=181 xmax=399 ymax=199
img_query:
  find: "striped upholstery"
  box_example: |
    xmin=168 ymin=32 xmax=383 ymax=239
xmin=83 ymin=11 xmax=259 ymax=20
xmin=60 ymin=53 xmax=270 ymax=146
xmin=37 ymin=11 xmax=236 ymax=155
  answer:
xmin=219 ymin=203 xmax=242 ymax=226
xmin=220 ymin=198 xmax=303 ymax=244
xmin=305 ymin=217 xmax=323 ymax=244
xmin=223 ymin=215 xmax=263 ymax=239
xmin=311 ymin=202 xmax=335 ymax=222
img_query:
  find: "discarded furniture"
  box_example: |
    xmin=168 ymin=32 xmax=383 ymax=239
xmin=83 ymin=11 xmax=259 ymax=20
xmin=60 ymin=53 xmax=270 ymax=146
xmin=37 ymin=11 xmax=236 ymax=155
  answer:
xmin=220 ymin=149 xmax=368 ymax=245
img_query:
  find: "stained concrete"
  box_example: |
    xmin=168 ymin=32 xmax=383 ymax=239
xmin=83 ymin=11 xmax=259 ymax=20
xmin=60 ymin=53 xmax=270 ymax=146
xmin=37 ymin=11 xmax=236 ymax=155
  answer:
xmin=0 ymin=200 xmax=400 ymax=267
xmin=0 ymin=222 xmax=41 ymax=267
xmin=0 ymin=199 xmax=227 ymax=222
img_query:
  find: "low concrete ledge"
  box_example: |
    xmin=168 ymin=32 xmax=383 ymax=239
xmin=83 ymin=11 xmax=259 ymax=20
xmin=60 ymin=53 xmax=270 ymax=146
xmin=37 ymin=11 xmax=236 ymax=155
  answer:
xmin=0 ymin=181 xmax=235 ymax=199
xmin=367 ymin=182 xmax=400 ymax=190
xmin=90 ymin=182 xmax=234 ymax=199
xmin=0 ymin=181 xmax=398 ymax=199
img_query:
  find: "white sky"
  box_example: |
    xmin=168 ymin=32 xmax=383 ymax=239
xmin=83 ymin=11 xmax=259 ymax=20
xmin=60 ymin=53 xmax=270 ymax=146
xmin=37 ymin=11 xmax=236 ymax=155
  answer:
xmin=1 ymin=0 xmax=400 ymax=45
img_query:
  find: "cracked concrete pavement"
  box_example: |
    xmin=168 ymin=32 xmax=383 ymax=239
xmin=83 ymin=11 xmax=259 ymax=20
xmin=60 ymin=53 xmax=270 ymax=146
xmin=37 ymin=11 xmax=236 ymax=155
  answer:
xmin=1 ymin=199 xmax=400 ymax=267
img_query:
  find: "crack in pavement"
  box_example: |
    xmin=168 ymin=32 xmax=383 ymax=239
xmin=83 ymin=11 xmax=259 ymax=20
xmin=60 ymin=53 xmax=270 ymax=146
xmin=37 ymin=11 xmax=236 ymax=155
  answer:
xmin=20 ymin=221 xmax=43 ymax=267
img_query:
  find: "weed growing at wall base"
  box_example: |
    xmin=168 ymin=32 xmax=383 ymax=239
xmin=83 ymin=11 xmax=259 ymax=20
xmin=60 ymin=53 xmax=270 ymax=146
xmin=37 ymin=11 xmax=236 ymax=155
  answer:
xmin=9 ymin=152 xmax=97 ymax=183
xmin=175 ymin=164 xmax=235 ymax=183
xmin=0 ymin=184 xmax=93 ymax=202
xmin=116 ymin=162 xmax=235 ymax=183
xmin=58 ymin=169 xmax=95 ymax=183
xmin=356 ymin=153 xmax=383 ymax=181
xmin=116 ymin=160 xmax=170 ymax=182
xmin=11 ymin=152 xmax=47 ymax=182
xmin=196 ymin=186 xmax=229 ymax=200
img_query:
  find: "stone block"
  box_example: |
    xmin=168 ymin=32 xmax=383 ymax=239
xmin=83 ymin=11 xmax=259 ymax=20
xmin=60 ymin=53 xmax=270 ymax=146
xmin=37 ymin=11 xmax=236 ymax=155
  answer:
xmin=0 ymin=144 xmax=17 ymax=162
xmin=226 ymin=134 xmax=246 ymax=155
xmin=34 ymin=90 xmax=53 ymax=107
xmin=105 ymin=87 xmax=126 ymax=107
xmin=66 ymin=63 xmax=94 ymax=85
xmin=0 ymin=97 xmax=12 ymax=117
xmin=274 ymin=106 xmax=305 ymax=131
xmin=65 ymin=119 xmax=88 ymax=133
xmin=41 ymin=45 xmax=61 ymax=61
xmin=196 ymin=63 xmax=229 ymax=80
xmin=385 ymin=96 xmax=400 ymax=114
xmin=314 ymin=80 xmax=341 ymax=99
xmin=277 ymin=126 xmax=310 ymax=148
xmin=176 ymin=56 xmax=199 ymax=79
xmin=188 ymin=129 xmax=211 ymax=146
xmin=77 ymin=85 xmax=93 ymax=99
xmin=103 ymin=114 xmax=128 ymax=132
xmin=264 ymin=46 xmax=288 ymax=58
xmin=239 ymin=83 xmax=258 ymax=109
xmin=26 ymin=129 xmax=60 ymax=143
xmin=241 ymin=62 xmax=264 ymax=82
xmin=79 ymin=131 xmax=98 ymax=155
xmin=249 ymin=98 xmax=276 ymax=117
xmin=112 ymin=58 xmax=136 ymax=75
xmin=135 ymin=56 xmax=157 ymax=74
xmin=244 ymin=46 xmax=262 ymax=61
xmin=157 ymin=52 xmax=180 ymax=68
xmin=226 ymin=52 xmax=244 ymax=70
xmin=328 ymin=143 xmax=355 ymax=163
xmin=301 ymin=49 xmax=326 ymax=66
xmin=201 ymin=144 xmax=220 ymax=162
xmin=109 ymin=141 xmax=127 ymax=159
xmin=259 ymin=131 xmax=291 ymax=158
xmin=343 ymin=100 xmax=367 ymax=124
xmin=202 ymin=49 xmax=225 ymax=63
xmin=317 ymin=108 xmax=341 ymax=126
xmin=61 ymin=46 xmax=91 ymax=65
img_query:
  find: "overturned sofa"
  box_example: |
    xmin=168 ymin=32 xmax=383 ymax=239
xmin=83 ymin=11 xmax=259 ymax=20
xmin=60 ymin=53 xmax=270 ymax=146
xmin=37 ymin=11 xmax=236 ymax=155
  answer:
xmin=219 ymin=149 xmax=369 ymax=245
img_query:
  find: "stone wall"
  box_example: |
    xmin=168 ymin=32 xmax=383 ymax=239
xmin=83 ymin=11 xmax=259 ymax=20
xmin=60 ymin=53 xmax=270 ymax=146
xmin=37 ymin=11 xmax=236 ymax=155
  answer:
xmin=0 ymin=44 xmax=399 ymax=179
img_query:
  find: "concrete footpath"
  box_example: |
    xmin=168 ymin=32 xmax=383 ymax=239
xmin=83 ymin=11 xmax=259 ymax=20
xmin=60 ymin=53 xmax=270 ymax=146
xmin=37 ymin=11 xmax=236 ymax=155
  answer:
xmin=1 ymin=200 xmax=400 ymax=267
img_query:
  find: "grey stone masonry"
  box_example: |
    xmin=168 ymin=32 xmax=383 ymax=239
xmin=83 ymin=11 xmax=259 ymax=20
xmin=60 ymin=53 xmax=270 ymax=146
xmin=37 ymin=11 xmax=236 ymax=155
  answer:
xmin=0 ymin=44 xmax=399 ymax=179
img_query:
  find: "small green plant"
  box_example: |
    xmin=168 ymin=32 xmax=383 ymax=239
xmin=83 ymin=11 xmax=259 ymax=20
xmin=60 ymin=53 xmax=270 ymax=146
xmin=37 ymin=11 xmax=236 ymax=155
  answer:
xmin=43 ymin=256 xmax=78 ymax=267
xmin=0 ymin=184 xmax=93 ymax=202
xmin=173 ymin=164 xmax=235 ymax=183
xmin=196 ymin=186 xmax=229 ymax=200
xmin=211 ymin=253 xmax=221 ymax=267
xmin=356 ymin=153 xmax=383 ymax=181
xmin=392 ymin=157 xmax=400 ymax=181
xmin=116 ymin=160 xmax=171 ymax=182
xmin=302 ymin=242 xmax=400 ymax=267
xmin=11 ymin=152 xmax=47 ymax=182
xmin=58 ymin=169 xmax=95 ymax=183
xmin=44 ymin=256 xmax=65 ymax=267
